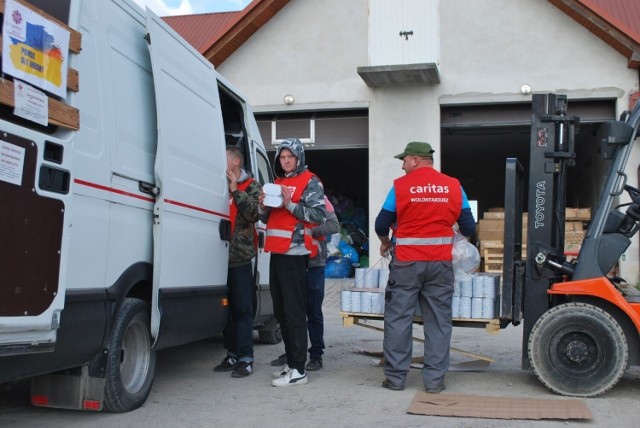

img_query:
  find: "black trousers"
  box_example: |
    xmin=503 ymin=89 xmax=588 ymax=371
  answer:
xmin=269 ymin=253 xmax=309 ymax=373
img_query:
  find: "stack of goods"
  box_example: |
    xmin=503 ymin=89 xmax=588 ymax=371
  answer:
xmin=478 ymin=207 xmax=591 ymax=272
xmin=564 ymin=208 xmax=591 ymax=260
xmin=477 ymin=209 xmax=528 ymax=274
xmin=452 ymin=273 xmax=500 ymax=319
xmin=339 ymin=266 xmax=390 ymax=315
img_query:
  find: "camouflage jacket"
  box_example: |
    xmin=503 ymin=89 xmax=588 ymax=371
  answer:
xmin=229 ymin=171 xmax=262 ymax=266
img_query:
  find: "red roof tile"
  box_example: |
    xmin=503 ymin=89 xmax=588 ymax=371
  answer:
xmin=166 ymin=0 xmax=640 ymax=69
xmin=163 ymin=11 xmax=241 ymax=53
xmin=581 ymin=0 xmax=640 ymax=44
xmin=549 ymin=0 xmax=640 ymax=67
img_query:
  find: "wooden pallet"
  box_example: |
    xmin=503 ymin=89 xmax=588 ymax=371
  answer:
xmin=340 ymin=312 xmax=497 ymax=362
xmin=340 ymin=312 xmax=501 ymax=334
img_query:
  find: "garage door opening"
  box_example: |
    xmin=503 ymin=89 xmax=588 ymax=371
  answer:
xmin=441 ymin=100 xmax=616 ymax=219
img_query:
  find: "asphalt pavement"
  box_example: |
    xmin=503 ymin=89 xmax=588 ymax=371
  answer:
xmin=2 ymin=278 xmax=640 ymax=427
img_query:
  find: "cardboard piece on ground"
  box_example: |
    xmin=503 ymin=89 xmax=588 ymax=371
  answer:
xmin=407 ymin=392 xmax=592 ymax=420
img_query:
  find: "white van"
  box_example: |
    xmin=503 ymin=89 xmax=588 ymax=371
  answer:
xmin=0 ymin=0 xmax=278 ymax=412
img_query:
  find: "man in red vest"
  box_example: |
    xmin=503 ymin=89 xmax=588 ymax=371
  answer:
xmin=375 ymin=142 xmax=475 ymax=393
xmin=259 ymin=138 xmax=326 ymax=387
xmin=213 ymin=146 xmax=261 ymax=378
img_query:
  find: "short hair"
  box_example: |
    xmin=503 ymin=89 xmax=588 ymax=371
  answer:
xmin=226 ymin=145 xmax=244 ymax=167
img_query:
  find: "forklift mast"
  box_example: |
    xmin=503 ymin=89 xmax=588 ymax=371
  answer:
xmin=521 ymin=94 xmax=579 ymax=367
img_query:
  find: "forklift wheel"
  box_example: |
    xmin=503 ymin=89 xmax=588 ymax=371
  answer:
xmin=528 ymin=302 xmax=628 ymax=397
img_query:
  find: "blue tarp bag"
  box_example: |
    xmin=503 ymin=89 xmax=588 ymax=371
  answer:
xmin=324 ymin=256 xmax=352 ymax=278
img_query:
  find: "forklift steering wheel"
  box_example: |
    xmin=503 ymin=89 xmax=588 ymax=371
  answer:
xmin=624 ymin=184 xmax=640 ymax=204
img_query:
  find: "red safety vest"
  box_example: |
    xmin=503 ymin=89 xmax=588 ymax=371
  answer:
xmin=393 ymin=167 xmax=462 ymax=261
xmin=264 ymin=170 xmax=318 ymax=257
xmin=230 ymin=178 xmax=258 ymax=247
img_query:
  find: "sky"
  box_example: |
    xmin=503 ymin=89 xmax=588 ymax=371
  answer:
xmin=131 ymin=0 xmax=252 ymax=16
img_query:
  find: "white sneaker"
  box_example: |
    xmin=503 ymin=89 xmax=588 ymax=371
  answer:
xmin=272 ymin=368 xmax=308 ymax=387
xmin=272 ymin=364 xmax=290 ymax=379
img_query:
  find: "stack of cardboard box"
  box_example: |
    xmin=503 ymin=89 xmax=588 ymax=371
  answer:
xmin=477 ymin=208 xmax=591 ymax=273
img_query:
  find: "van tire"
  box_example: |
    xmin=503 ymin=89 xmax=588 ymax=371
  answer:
xmin=104 ymin=298 xmax=156 ymax=412
xmin=258 ymin=317 xmax=282 ymax=344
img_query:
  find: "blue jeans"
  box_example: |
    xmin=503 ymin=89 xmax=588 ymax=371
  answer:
xmin=223 ymin=263 xmax=254 ymax=362
xmin=306 ymin=266 xmax=325 ymax=360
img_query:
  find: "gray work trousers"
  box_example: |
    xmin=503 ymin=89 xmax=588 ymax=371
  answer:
xmin=382 ymin=259 xmax=454 ymax=389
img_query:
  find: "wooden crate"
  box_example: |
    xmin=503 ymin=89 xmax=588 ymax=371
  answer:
xmin=482 ymin=242 xmax=526 ymax=274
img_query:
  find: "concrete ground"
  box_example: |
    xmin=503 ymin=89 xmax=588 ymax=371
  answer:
xmin=1 ymin=278 xmax=640 ymax=427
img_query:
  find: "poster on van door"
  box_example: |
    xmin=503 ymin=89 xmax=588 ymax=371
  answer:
xmin=2 ymin=0 xmax=70 ymax=99
xmin=0 ymin=140 xmax=25 ymax=186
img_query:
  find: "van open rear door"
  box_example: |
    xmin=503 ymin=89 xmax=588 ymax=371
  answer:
xmin=0 ymin=132 xmax=68 ymax=356
xmin=145 ymin=10 xmax=229 ymax=348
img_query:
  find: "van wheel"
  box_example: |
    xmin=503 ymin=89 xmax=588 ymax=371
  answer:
xmin=528 ymin=302 xmax=627 ymax=397
xmin=258 ymin=317 xmax=282 ymax=344
xmin=104 ymin=298 xmax=156 ymax=412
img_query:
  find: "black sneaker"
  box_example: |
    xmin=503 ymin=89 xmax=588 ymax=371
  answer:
xmin=213 ymin=355 xmax=238 ymax=372
xmin=306 ymin=359 xmax=323 ymax=371
xmin=231 ymin=361 xmax=253 ymax=378
xmin=425 ymin=383 xmax=446 ymax=394
xmin=382 ymin=378 xmax=404 ymax=391
xmin=270 ymin=353 xmax=287 ymax=366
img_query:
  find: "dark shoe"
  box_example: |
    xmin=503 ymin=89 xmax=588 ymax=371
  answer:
xmin=382 ymin=378 xmax=404 ymax=391
xmin=425 ymin=384 xmax=446 ymax=394
xmin=270 ymin=353 xmax=287 ymax=367
xmin=213 ymin=355 xmax=238 ymax=372
xmin=306 ymin=359 xmax=323 ymax=371
xmin=231 ymin=361 xmax=253 ymax=378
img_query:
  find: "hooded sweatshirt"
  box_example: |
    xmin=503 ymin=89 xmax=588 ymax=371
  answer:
xmin=260 ymin=138 xmax=326 ymax=254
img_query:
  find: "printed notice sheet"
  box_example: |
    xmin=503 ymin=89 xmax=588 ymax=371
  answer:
xmin=14 ymin=79 xmax=49 ymax=126
xmin=0 ymin=140 xmax=26 ymax=186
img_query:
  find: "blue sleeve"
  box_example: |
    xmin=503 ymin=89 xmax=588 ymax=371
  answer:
xmin=461 ymin=187 xmax=471 ymax=209
xmin=381 ymin=187 xmax=396 ymax=212
xmin=375 ymin=209 xmax=396 ymax=237
xmin=457 ymin=187 xmax=476 ymax=237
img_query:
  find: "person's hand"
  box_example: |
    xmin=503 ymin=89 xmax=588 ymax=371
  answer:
xmin=258 ymin=192 xmax=266 ymax=210
xmin=226 ymin=169 xmax=238 ymax=192
xmin=380 ymin=241 xmax=392 ymax=257
xmin=281 ymin=185 xmax=292 ymax=206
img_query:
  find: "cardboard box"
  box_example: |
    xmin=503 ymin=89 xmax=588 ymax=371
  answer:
xmin=565 ymin=230 xmax=585 ymax=243
xmin=478 ymin=219 xmax=504 ymax=232
xmin=565 ymin=221 xmax=585 ymax=231
xmin=566 ymin=207 xmax=591 ymax=221
xmin=479 ymin=229 xmax=503 ymax=241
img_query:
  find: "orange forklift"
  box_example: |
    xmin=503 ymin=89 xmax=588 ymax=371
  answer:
xmin=501 ymin=93 xmax=640 ymax=397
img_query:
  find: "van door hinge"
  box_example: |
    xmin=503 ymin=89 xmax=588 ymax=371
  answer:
xmin=144 ymin=33 xmax=151 ymax=44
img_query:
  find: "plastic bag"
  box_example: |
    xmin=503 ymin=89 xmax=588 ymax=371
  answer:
xmin=338 ymin=241 xmax=359 ymax=264
xmin=451 ymin=231 xmax=480 ymax=274
xmin=324 ymin=256 xmax=352 ymax=278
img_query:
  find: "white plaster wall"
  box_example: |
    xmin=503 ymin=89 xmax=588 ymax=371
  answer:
xmin=218 ymin=0 xmax=370 ymax=110
xmin=218 ymin=0 xmax=640 ymax=282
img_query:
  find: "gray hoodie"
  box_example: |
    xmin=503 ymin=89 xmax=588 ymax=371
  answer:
xmin=260 ymin=138 xmax=326 ymax=254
